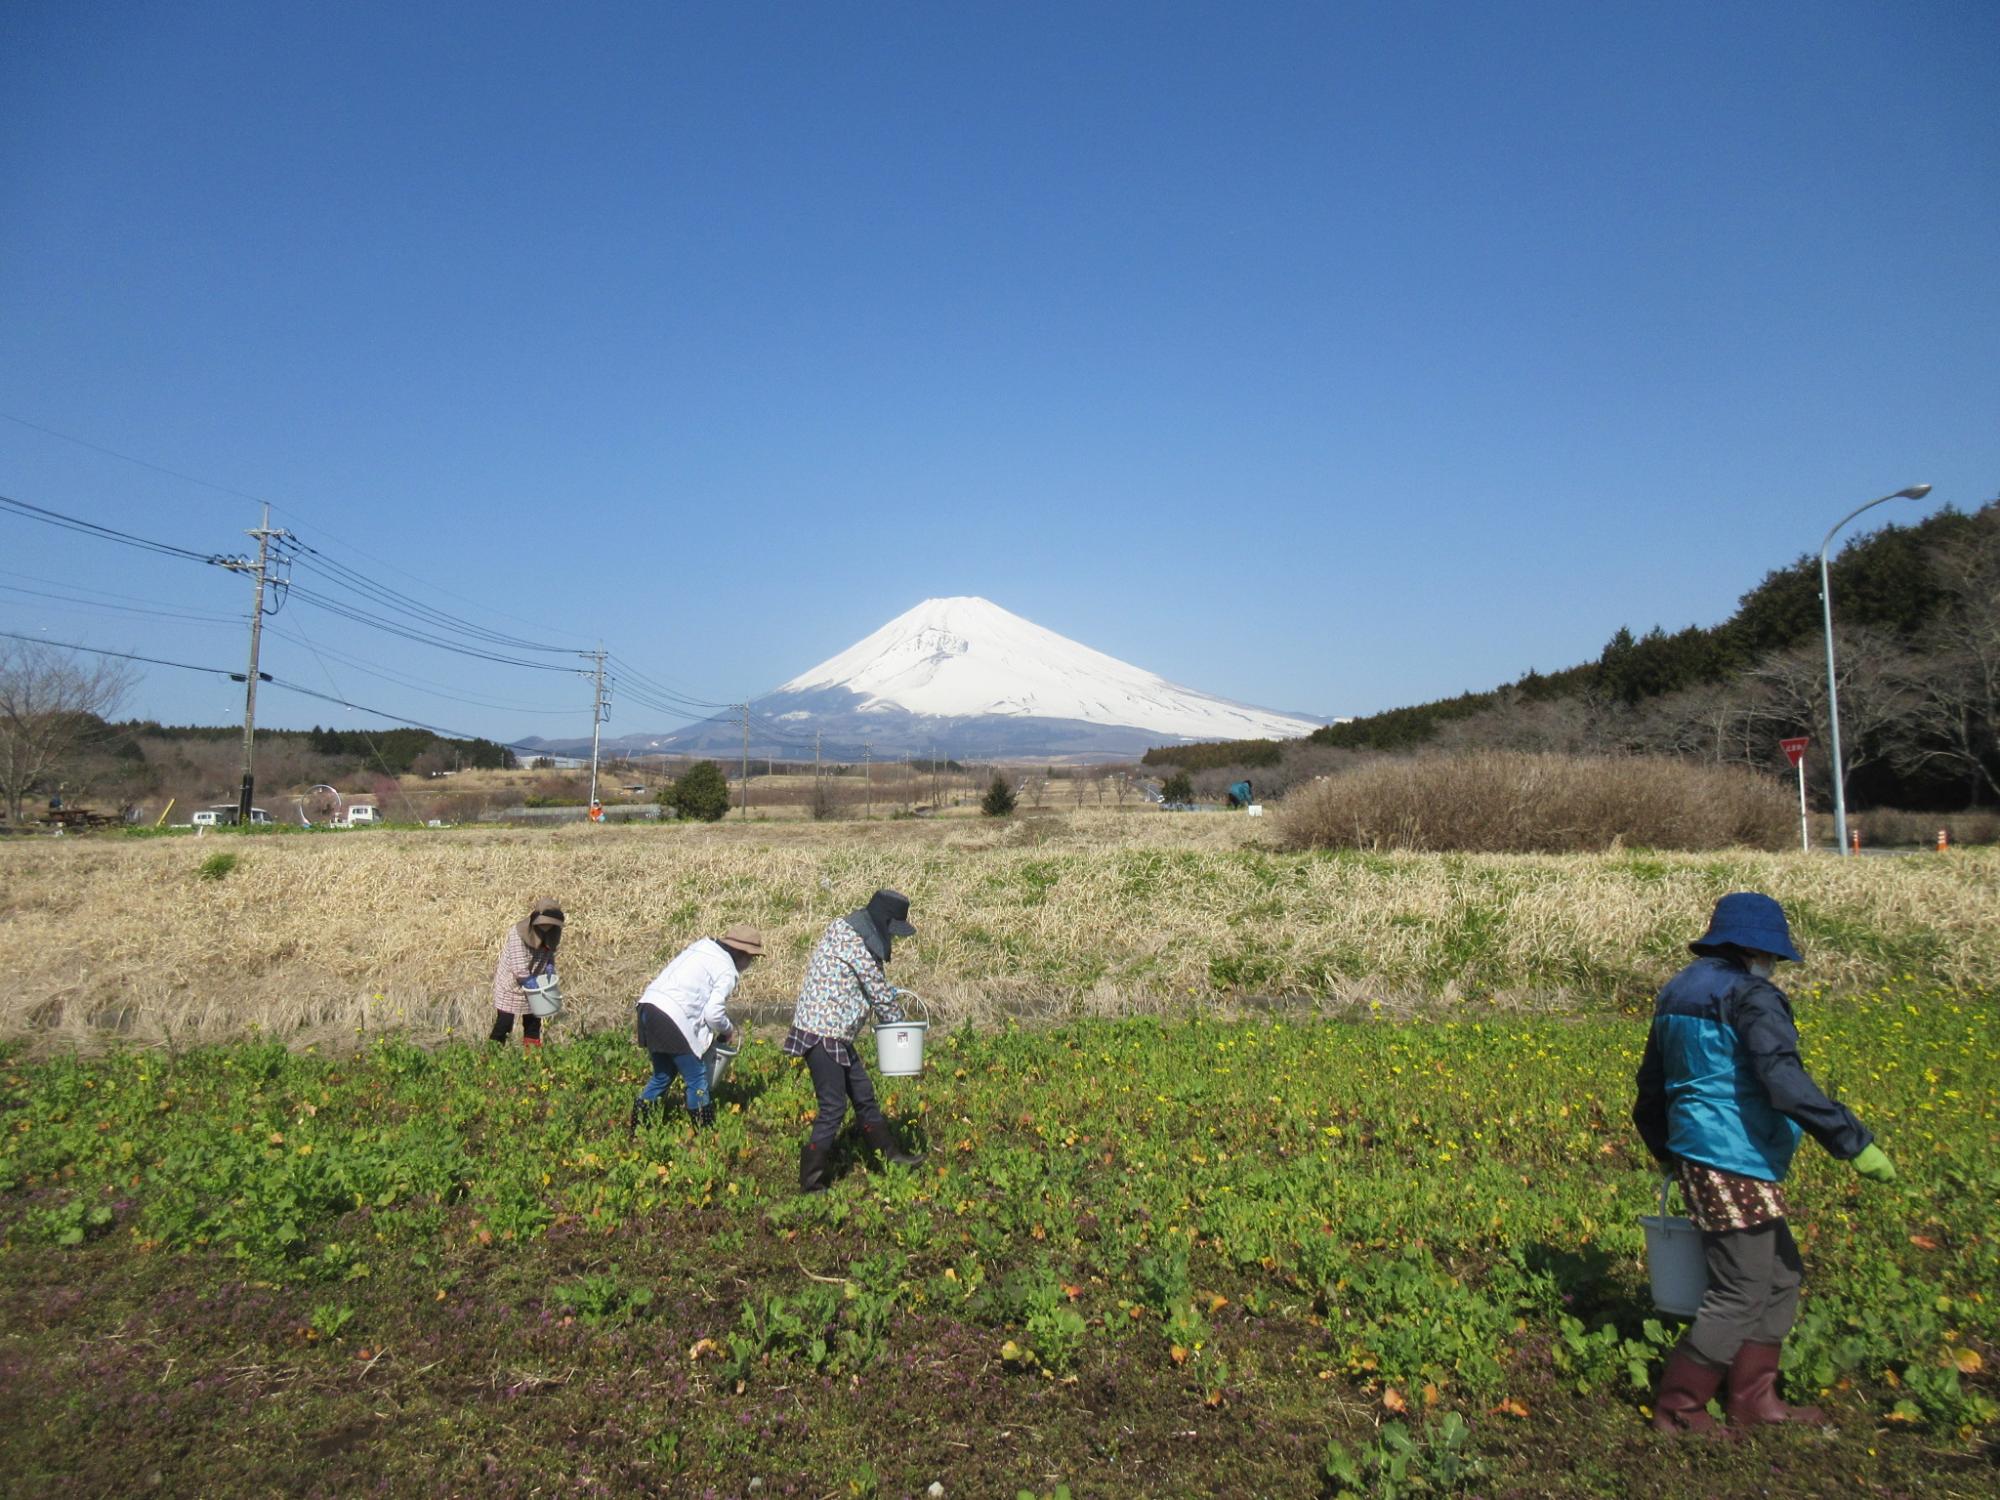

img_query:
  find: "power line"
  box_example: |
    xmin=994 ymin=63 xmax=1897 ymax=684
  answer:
xmin=0 ymin=577 xmax=241 ymax=625
xmin=0 ymin=409 xmax=272 ymax=508
xmin=284 ymin=582 xmax=590 ymax=673
xmin=261 ymin=625 xmax=583 ymax=715
xmin=0 ymin=628 xmax=243 ymax=678
xmin=282 ymin=537 xmax=582 ymax=656
xmin=0 ymin=491 xmax=221 ymax=564
xmin=605 ymin=652 xmax=737 ymax=711
xmin=264 ymin=675 xmax=538 ymax=751
xmin=612 ymin=679 xmax=727 ymax=721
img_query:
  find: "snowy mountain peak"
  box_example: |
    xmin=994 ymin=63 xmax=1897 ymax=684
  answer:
xmin=775 ymin=597 xmax=1320 ymax=743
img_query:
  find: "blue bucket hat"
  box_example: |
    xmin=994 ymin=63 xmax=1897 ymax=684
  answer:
xmin=1690 ymin=892 xmax=1802 ymax=964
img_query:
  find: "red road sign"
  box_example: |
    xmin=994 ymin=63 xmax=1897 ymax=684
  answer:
xmin=1780 ymin=736 xmax=1810 ymax=768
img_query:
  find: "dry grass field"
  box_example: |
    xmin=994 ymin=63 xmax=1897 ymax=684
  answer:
xmin=5 ymin=809 xmax=1995 ymax=1052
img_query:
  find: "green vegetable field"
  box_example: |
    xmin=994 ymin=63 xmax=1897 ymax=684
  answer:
xmin=2 ymin=979 xmax=1994 ymax=1497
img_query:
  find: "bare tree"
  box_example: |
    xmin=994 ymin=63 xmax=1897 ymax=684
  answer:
xmin=0 ymin=643 xmax=136 ymax=822
xmin=1898 ymin=507 xmax=2000 ymax=799
xmin=1739 ymin=628 xmax=1918 ymax=794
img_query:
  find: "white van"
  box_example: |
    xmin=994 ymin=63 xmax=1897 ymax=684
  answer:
xmin=195 ymin=805 xmax=271 ymax=827
xmin=343 ymin=805 xmax=381 ymax=826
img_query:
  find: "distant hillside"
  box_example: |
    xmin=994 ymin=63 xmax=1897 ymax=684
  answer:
xmin=1151 ymin=500 xmax=1999 ymax=810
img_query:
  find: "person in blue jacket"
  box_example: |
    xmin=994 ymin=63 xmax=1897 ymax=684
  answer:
xmin=1632 ymin=892 xmax=1896 ymax=1435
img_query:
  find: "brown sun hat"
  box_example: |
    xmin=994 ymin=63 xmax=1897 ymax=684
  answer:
xmin=718 ymin=924 xmax=766 ymax=956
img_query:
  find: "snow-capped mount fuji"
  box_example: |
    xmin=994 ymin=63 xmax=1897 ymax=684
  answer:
xmin=656 ymin=597 xmax=1322 ymax=760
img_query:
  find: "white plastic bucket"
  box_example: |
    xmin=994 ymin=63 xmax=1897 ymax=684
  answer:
xmin=1639 ymin=1176 xmax=1708 ymax=1317
xmin=708 ymin=1043 xmax=740 ymax=1091
xmin=522 ymin=973 xmax=563 ymax=1020
xmin=873 ymin=994 xmax=929 ymax=1077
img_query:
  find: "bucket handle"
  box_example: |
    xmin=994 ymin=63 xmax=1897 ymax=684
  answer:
xmin=881 ymin=989 xmax=928 ymax=1024
xmin=1657 ymin=1174 xmax=1684 ymax=1218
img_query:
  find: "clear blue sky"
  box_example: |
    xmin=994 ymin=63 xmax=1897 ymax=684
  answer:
xmin=3 ymin=1 xmax=1996 ymax=747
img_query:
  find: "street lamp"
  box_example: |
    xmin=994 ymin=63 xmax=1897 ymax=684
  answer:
xmin=1820 ymin=484 xmax=1932 ymax=855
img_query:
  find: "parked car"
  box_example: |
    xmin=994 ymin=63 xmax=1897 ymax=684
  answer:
xmin=342 ymin=805 xmax=381 ymax=826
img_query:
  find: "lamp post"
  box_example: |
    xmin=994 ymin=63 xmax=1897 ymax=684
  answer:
xmin=1820 ymin=484 xmax=1931 ymax=854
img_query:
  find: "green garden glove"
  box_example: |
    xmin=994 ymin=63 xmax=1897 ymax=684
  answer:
xmin=1851 ymin=1143 xmax=1896 ymax=1183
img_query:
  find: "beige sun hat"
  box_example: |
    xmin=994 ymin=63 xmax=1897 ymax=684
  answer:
xmin=718 ymin=924 xmax=766 ymax=956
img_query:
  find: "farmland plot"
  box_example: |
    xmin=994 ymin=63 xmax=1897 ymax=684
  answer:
xmin=2 ymin=983 xmax=1995 ymax=1497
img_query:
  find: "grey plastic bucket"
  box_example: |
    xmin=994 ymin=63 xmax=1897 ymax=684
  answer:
xmin=1638 ymin=1177 xmax=1707 ymax=1317
xmin=522 ymin=973 xmax=563 ymax=1019
xmin=708 ymin=1043 xmax=740 ymax=1091
xmin=873 ymin=994 xmax=929 ymax=1077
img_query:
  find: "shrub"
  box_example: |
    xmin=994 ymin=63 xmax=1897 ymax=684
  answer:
xmin=197 ymin=852 xmax=238 ymax=881
xmin=665 ymin=761 xmax=731 ymax=822
xmin=1276 ymin=751 xmax=1794 ymax=853
xmin=1159 ymin=772 xmax=1194 ymax=806
xmin=981 ymin=775 xmax=1017 ymax=818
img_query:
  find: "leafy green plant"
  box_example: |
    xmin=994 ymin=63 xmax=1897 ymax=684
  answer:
xmin=310 ymin=1303 xmax=355 ymax=1339
xmin=1321 ymin=1414 xmax=1483 ymax=1498
xmin=197 ymin=851 xmax=238 ymax=881
xmin=552 ymin=1268 xmax=655 ymax=1327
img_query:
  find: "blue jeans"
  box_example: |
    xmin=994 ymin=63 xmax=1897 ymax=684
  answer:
xmin=639 ymin=1049 xmax=709 ymax=1113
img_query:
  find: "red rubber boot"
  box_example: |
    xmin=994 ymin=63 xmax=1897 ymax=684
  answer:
xmin=1651 ymin=1347 xmax=1728 ymax=1435
xmin=1725 ymin=1341 xmax=1828 ymax=1428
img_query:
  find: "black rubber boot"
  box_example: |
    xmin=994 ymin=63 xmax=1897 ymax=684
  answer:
xmin=861 ymin=1118 xmax=921 ymax=1166
xmin=798 ymin=1143 xmax=830 ymax=1194
xmin=691 ymin=1103 xmax=717 ymax=1129
xmin=628 ymin=1099 xmax=658 ymax=1134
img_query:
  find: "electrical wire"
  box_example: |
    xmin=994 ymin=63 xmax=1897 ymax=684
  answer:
xmin=606 ymin=652 xmax=738 ymax=711
xmin=282 ymin=536 xmax=583 ymax=655
xmin=284 ymin=583 xmax=593 ymax=673
xmin=0 ymin=492 xmax=222 ymax=564
xmin=0 ymin=409 xmax=271 ymax=508
xmin=611 ymin=681 xmax=723 ymax=723
xmin=264 ymin=675 xmax=539 ymax=751
xmin=0 ymin=578 xmax=242 ymax=625
xmin=0 ymin=628 xmax=241 ymax=677
xmin=262 ymin=625 xmax=590 ymax=716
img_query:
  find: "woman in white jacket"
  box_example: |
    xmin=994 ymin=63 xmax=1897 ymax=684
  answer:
xmin=630 ymin=924 xmax=763 ymax=1131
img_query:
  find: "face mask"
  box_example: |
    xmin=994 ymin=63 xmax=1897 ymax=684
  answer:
xmin=1745 ymin=955 xmax=1776 ymax=980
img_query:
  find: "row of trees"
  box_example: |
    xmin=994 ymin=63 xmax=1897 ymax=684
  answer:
xmin=0 ymin=639 xmax=521 ymax=824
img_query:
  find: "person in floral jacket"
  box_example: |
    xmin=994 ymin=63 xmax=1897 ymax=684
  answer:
xmin=784 ymin=888 xmax=922 ymax=1192
xmin=491 ymin=899 xmax=563 ymax=1048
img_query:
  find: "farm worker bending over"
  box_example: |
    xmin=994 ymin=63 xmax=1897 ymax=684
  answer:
xmin=630 ymin=924 xmax=763 ymax=1132
xmin=784 ymin=889 xmax=923 ymax=1193
xmin=491 ymin=900 xmax=564 ymax=1048
xmin=1632 ymin=892 xmax=1895 ymax=1435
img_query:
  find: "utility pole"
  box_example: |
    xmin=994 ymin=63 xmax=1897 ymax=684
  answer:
xmin=741 ymin=703 xmax=750 ymax=819
xmin=864 ymin=743 xmax=872 ymax=819
xmin=814 ymin=729 xmax=822 ymax=818
xmin=214 ymin=504 xmax=288 ymax=822
xmin=585 ymin=648 xmax=607 ymax=811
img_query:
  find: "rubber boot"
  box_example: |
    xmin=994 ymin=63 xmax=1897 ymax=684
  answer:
xmin=1725 ymin=1341 xmax=1828 ymax=1428
xmin=629 ymin=1099 xmax=660 ymax=1135
xmin=1651 ymin=1346 xmax=1728 ymax=1435
xmin=522 ymin=1035 xmax=542 ymax=1051
xmin=861 ymin=1118 xmax=921 ymax=1167
xmin=690 ymin=1103 xmax=717 ymax=1129
xmin=798 ymin=1143 xmax=830 ymax=1195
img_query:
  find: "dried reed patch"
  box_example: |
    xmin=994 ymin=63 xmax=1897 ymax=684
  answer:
xmin=3 ymin=813 xmax=1993 ymax=1051
xmin=1277 ymin=751 xmax=1796 ymax=853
